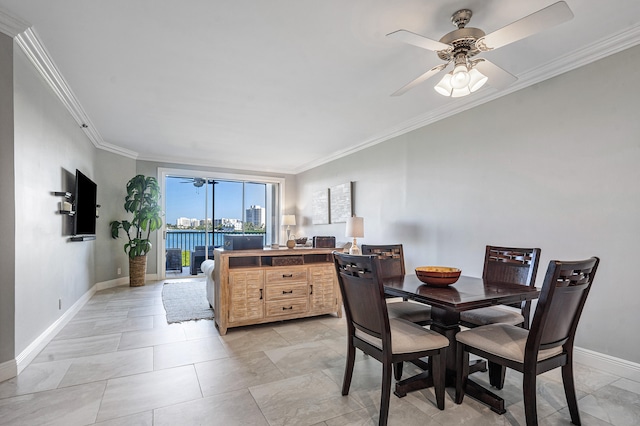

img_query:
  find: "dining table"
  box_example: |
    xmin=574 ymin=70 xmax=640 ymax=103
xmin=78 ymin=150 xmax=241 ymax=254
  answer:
xmin=383 ymin=273 xmax=540 ymax=414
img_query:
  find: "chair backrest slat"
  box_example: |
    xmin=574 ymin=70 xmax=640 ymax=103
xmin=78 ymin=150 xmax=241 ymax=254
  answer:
xmin=361 ymin=244 xmax=405 ymax=279
xmin=333 ymin=252 xmax=390 ymax=342
xmin=527 ymin=258 xmax=599 ymax=355
xmin=483 ymin=246 xmax=541 ymax=317
xmin=483 ymin=246 xmax=541 ymax=286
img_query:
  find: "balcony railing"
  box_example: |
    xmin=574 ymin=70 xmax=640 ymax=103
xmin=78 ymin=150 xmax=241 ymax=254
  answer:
xmin=165 ymin=230 xmax=267 ymax=266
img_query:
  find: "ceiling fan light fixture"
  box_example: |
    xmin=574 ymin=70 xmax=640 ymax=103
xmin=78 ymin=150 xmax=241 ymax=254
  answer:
xmin=468 ymin=67 xmax=488 ymax=92
xmin=450 ymin=63 xmax=471 ymax=89
xmin=434 ymin=63 xmax=488 ymax=97
xmin=434 ymin=73 xmax=453 ymax=96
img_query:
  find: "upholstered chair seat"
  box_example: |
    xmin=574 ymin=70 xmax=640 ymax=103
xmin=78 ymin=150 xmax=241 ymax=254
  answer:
xmin=456 ymin=323 xmax=563 ymax=363
xmin=356 ymin=318 xmax=449 ymax=354
xmin=459 ymin=306 xmax=524 ymax=327
xmin=386 ymin=301 xmax=433 ymax=324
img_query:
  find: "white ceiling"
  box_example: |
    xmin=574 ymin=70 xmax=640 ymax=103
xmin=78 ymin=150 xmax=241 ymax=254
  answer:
xmin=1 ymin=1 xmax=640 ymax=174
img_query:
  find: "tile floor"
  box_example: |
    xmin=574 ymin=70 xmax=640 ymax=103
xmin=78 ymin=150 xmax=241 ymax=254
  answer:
xmin=0 ymin=279 xmax=638 ymax=425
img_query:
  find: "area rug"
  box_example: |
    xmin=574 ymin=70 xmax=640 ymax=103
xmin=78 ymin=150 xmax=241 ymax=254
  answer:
xmin=162 ymin=280 xmax=214 ymax=324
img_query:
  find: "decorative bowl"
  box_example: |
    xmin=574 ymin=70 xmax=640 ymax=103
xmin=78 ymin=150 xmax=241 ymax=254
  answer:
xmin=415 ymin=266 xmax=461 ymax=286
xmin=295 ymin=237 xmax=308 ymax=245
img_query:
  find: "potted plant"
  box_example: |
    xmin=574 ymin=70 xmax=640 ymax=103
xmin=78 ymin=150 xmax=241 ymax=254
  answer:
xmin=110 ymin=175 xmax=163 ymax=286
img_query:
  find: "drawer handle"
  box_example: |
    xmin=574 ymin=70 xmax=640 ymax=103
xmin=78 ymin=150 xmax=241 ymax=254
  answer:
xmin=282 ymin=274 xmax=293 ymax=278
xmin=282 ymin=290 xmax=293 ymax=294
xmin=259 ymin=289 xmax=263 ymax=300
xmin=310 ymin=284 xmax=313 ymax=295
xmin=282 ymin=306 xmax=293 ymax=310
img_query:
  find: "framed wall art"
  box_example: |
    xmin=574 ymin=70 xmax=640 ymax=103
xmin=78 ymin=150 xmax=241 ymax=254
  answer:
xmin=329 ymin=182 xmax=353 ymax=223
xmin=311 ymin=189 xmax=329 ymax=224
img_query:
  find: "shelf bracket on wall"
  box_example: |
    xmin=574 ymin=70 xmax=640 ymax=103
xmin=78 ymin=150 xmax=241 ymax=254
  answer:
xmin=53 ymin=191 xmax=75 ymax=215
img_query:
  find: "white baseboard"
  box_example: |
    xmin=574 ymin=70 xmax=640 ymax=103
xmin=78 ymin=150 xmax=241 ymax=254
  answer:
xmin=15 ymin=285 xmax=97 ymax=374
xmin=95 ymin=276 xmax=129 ymax=291
xmin=575 ymin=347 xmax=640 ymax=382
xmin=0 ymin=359 xmax=17 ymax=383
xmin=96 ymin=274 xmax=157 ymax=291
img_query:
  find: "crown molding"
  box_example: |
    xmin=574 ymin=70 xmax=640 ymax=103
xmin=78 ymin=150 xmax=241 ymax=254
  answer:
xmin=0 ymin=7 xmax=29 ymax=37
xmin=136 ymin=151 xmax=297 ymax=175
xmin=14 ymin=28 xmax=138 ymax=160
xmin=294 ymin=23 xmax=640 ymax=174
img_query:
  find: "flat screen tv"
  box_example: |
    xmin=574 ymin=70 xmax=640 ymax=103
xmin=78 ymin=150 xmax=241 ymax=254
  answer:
xmin=73 ymin=169 xmax=97 ymax=236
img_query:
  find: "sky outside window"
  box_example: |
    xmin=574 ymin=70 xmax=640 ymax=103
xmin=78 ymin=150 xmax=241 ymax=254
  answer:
xmin=165 ymin=177 xmax=266 ymax=225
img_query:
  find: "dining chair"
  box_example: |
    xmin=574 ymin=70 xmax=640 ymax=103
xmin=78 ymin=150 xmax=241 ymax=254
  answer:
xmin=333 ymin=252 xmax=449 ymax=426
xmin=459 ymin=246 xmax=541 ymax=389
xmin=455 ymin=257 xmax=600 ymax=426
xmin=361 ymin=244 xmax=432 ymax=326
xmin=460 ymin=246 xmax=541 ymax=330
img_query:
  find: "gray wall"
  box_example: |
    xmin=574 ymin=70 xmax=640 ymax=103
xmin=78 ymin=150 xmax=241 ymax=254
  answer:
xmin=94 ymin=149 xmax=136 ymax=283
xmin=13 ymin=44 xmax=96 ymax=353
xmin=296 ymin=45 xmax=640 ymax=363
xmin=0 ymin=33 xmax=15 ymax=365
xmin=12 ymin=44 xmax=133 ymax=355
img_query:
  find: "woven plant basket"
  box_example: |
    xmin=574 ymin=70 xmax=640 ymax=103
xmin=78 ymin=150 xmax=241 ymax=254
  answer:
xmin=129 ymin=255 xmax=147 ymax=287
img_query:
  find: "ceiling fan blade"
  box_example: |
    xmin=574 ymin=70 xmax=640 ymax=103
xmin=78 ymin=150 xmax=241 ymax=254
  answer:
xmin=386 ymin=29 xmax=452 ymax=53
xmin=391 ymin=63 xmax=449 ymax=96
xmin=474 ymin=59 xmax=517 ymax=89
xmin=477 ymin=1 xmax=573 ymax=51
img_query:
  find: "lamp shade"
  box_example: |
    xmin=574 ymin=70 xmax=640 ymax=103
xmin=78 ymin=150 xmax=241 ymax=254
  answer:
xmin=281 ymin=215 xmax=296 ymax=226
xmin=345 ymin=216 xmax=364 ymax=238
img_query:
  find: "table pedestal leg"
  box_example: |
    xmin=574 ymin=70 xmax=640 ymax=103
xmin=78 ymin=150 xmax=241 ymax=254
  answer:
xmin=394 ymin=306 xmax=502 ymax=414
xmin=464 ymin=379 xmax=506 ymax=414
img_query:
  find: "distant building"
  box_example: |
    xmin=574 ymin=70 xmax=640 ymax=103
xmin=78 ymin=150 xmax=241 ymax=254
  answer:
xmin=176 ymin=217 xmax=191 ymax=228
xmin=246 ymin=205 xmax=265 ymax=227
xmin=199 ymin=218 xmax=212 ymax=227
xmin=215 ymin=218 xmax=242 ymax=231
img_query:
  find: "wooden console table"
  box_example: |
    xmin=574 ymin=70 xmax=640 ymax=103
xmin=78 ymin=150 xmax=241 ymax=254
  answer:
xmin=213 ymin=247 xmax=342 ymax=335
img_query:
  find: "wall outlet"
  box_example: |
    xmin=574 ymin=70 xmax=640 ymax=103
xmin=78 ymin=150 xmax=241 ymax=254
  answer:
xmin=58 ymin=298 xmax=62 ymax=310
xmin=117 ymin=267 xmax=121 ymax=275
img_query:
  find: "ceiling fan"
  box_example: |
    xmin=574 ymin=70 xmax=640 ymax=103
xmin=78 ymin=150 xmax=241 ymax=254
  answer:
xmin=387 ymin=1 xmax=573 ymax=97
xmin=180 ymin=177 xmax=207 ymax=187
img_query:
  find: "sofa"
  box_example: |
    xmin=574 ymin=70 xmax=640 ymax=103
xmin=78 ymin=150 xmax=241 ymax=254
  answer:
xmin=201 ymin=259 xmax=215 ymax=309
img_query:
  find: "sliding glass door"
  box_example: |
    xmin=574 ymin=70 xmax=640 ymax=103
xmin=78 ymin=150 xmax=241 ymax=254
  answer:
xmin=159 ymin=169 xmax=283 ymax=278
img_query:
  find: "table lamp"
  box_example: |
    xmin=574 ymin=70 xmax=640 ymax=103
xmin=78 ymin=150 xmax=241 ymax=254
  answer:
xmin=282 ymin=214 xmax=296 ymax=241
xmin=345 ymin=216 xmax=364 ymax=255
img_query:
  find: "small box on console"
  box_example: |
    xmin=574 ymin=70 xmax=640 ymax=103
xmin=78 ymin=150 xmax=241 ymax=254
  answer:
xmin=313 ymin=236 xmax=336 ymax=248
xmin=223 ymin=235 xmax=264 ymax=250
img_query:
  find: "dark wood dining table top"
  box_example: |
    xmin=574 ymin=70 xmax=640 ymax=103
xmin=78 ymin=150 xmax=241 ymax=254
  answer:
xmin=383 ymin=274 xmax=540 ymax=312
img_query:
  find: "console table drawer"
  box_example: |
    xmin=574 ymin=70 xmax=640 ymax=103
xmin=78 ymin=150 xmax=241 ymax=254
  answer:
xmin=266 ymin=298 xmax=308 ymax=317
xmin=265 ymin=283 xmax=308 ymax=301
xmin=265 ymin=269 xmax=307 ymax=284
